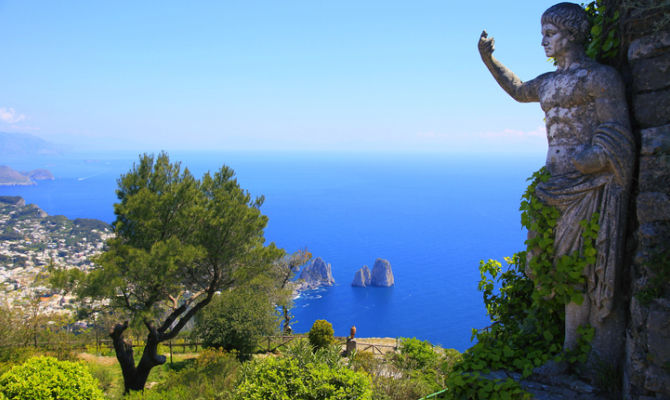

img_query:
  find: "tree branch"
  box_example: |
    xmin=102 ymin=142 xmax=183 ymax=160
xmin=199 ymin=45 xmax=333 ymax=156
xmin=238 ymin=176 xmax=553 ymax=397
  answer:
xmin=160 ymin=274 xmax=220 ymax=341
xmin=161 ymin=291 xmax=215 ymax=341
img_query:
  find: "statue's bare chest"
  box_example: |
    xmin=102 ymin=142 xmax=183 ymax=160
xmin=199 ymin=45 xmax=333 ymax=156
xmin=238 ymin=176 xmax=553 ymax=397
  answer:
xmin=538 ymin=68 xmax=592 ymax=112
xmin=537 ymin=68 xmax=598 ymax=174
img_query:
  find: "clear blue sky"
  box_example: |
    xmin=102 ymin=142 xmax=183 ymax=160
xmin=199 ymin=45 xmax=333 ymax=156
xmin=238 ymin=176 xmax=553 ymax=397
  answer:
xmin=0 ymin=0 xmax=561 ymax=154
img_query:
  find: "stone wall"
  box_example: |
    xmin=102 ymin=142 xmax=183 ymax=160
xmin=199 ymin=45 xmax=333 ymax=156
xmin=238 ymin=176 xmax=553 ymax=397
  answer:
xmin=624 ymin=30 xmax=670 ymax=399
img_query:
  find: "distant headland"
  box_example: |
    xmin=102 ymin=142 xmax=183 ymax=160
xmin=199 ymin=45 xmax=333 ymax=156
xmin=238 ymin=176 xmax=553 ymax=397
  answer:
xmin=0 ymin=165 xmax=54 ymax=186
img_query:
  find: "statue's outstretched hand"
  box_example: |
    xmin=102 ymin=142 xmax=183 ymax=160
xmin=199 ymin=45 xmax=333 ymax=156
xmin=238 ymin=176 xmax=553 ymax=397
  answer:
xmin=478 ymin=30 xmax=495 ymax=60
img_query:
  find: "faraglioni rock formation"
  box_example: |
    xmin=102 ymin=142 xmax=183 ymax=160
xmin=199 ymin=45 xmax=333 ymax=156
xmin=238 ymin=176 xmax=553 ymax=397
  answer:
xmin=298 ymin=257 xmax=335 ymax=289
xmin=370 ymin=258 xmax=394 ymax=287
xmin=351 ymin=265 xmax=371 ymax=287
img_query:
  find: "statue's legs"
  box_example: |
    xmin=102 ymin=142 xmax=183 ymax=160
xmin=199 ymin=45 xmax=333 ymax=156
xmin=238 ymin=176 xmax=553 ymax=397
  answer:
xmin=564 ymin=296 xmax=590 ymax=350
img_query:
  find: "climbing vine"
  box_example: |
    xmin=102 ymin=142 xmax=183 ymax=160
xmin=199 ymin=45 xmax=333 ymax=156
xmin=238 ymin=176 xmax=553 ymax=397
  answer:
xmin=522 ymin=168 xmax=600 ymax=307
xmin=437 ymin=168 xmax=599 ymax=399
xmin=584 ymin=1 xmax=621 ymax=62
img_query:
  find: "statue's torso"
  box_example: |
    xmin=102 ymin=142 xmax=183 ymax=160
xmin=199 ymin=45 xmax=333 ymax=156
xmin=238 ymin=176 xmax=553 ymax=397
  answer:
xmin=538 ymin=66 xmax=599 ymax=176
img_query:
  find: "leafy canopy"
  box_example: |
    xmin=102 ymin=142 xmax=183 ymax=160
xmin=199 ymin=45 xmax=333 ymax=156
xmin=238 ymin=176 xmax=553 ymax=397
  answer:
xmin=76 ymin=152 xmax=282 ymax=329
xmin=195 ymin=284 xmax=278 ymax=359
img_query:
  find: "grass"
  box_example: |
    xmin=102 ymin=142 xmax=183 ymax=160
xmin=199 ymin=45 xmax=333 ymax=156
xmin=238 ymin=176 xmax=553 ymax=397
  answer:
xmin=78 ymin=352 xmax=199 ymax=400
xmin=2 ymin=337 xmax=403 ymax=399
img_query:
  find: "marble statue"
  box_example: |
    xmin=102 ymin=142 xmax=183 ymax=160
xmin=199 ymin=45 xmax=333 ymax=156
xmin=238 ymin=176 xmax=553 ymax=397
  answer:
xmin=478 ymin=2 xmax=634 ymax=362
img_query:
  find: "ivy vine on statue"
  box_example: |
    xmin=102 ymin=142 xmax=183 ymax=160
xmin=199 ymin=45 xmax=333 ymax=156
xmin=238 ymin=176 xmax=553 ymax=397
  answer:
xmin=478 ymin=2 xmax=634 ymax=371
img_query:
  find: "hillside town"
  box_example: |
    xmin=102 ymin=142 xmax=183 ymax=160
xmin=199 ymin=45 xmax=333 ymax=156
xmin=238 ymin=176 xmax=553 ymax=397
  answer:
xmin=0 ymin=196 xmax=112 ymax=315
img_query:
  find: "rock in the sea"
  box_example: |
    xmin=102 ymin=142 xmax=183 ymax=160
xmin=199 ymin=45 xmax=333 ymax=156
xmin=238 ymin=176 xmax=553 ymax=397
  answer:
xmin=298 ymin=257 xmax=335 ymax=289
xmin=351 ymin=265 xmax=371 ymax=287
xmin=370 ymin=258 xmax=394 ymax=287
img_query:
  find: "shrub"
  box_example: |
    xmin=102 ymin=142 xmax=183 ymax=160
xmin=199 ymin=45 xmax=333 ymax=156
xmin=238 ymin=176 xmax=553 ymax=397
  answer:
xmin=234 ymin=355 xmax=372 ymax=400
xmin=285 ymin=339 xmax=343 ymax=369
xmin=308 ymin=319 xmax=335 ymax=350
xmin=126 ymin=348 xmax=240 ymax=400
xmin=396 ymin=337 xmax=438 ymax=370
xmin=0 ymin=356 xmax=104 ymax=400
xmin=195 ymin=287 xmax=277 ymax=360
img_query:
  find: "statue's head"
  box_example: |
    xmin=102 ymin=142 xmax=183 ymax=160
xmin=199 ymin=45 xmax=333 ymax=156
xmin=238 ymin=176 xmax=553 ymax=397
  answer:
xmin=541 ymin=2 xmax=590 ymax=45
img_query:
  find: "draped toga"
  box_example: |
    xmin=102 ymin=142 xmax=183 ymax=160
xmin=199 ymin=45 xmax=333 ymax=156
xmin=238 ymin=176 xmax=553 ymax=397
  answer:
xmin=535 ymin=122 xmax=635 ymax=321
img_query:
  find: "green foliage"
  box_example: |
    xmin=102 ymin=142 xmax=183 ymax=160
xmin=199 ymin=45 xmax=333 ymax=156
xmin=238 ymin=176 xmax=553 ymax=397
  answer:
xmin=584 ymin=1 xmax=620 ymax=62
xmin=61 ymin=152 xmax=284 ymax=392
xmin=195 ymin=285 xmax=278 ymax=360
xmin=273 ymin=250 xmax=312 ymax=334
xmin=347 ymin=340 xmax=458 ymax=400
xmin=560 ymin=325 xmax=594 ymax=365
xmin=308 ymin=319 xmax=336 ymax=351
xmin=285 ymin=339 xmax=343 ymax=369
xmin=521 ymin=167 xmax=598 ymax=308
xmin=396 ymin=338 xmax=438 ymax=370
xmin=78 ymin=152 xmax=283 ymax=322
xmin=0 ymin=356 xmax=104 ymax=400
xmin=437 ymin=168 xmax=599 ymax=399
xmin=635 ymin=250 xmax=670 ymax=306
xmin=125 ymin=349 xmax=240 ymax=400
xmin=234 ymin=348 xmax=372 ymax=400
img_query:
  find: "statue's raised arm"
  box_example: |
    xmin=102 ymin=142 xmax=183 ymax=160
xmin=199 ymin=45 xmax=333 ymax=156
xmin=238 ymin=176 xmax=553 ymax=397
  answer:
xmin=477 ymin=30 xmax=540 ymax=103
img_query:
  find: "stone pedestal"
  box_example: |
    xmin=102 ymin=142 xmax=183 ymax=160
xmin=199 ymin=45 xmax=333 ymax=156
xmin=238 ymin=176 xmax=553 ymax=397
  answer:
xmin=345 ymin=338 xmax=357 ymax=357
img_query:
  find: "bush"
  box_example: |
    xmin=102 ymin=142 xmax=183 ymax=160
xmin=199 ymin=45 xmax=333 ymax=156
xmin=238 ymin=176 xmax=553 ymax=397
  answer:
xmin=308 ymin=319 xmax=335 ymax=350
xmin=0 ymin=356 xmax=104 ymax=400
xmin=125 ymin=349 xmax=240 ymax=400
xmin=234 ymin=355 xmax=372 ymax=400
xmin=195 ymin=287 xmax=277 ymax=360
xmin=396 ymin=337 xmax=438 ymax=370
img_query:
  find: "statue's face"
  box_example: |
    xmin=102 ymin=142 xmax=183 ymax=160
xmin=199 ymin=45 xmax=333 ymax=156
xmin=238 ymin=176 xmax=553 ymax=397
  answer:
xmin=541 ymin=23 xmax=571 ymax=58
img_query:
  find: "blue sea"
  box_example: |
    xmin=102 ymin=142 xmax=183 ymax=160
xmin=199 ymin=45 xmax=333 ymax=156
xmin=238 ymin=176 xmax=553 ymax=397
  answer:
xmin=1 ymin=151 xmax=543 ymax=351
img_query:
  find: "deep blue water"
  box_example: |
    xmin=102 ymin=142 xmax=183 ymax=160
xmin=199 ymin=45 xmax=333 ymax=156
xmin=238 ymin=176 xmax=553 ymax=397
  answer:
xmin=1 ymin=151 xmax=543 ymax=351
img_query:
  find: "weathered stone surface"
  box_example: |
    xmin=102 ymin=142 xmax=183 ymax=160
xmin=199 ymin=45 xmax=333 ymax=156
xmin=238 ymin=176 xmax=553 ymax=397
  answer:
xmin=298 ymin=257 xmax=335 ymax=289
xmin=641 ymin=124 xmax=670 ymax=156
xmin=638 ymin=155 xmax=670 ymax=193
xmin=628 ymin=31 xmax=670 ymax=62
xmin=351 ymin=265 xmax=371 ymax=287
xmin=647 ymin=306 xmax=670 ymax=369
xmin=644 ymin=365 xmax=670 ymax=396
xmin=370 ymin=258 xmax=394 ymax=287
xmin=633 ymin=87 xmax=670 ymax=128
xmin=636 ymin=222 xmax=670 ymax=247
xmin=631 ymin=52 xmax=670 ymax=93
xmin=637 ymin=192 xmax=670 ymax=224
xmin=487 ymin=369 xmax=608 ymax=399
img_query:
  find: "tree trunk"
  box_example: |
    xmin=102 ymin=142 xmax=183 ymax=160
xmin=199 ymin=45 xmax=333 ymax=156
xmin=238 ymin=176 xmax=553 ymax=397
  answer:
xmin=110 ymin=321 xmax=167 ymax=393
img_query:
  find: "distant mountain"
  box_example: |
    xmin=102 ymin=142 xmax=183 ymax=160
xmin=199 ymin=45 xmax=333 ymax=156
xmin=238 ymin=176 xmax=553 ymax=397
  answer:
xmin=0 ymin=132 xmax=61 ymax=156
xmin=0 ymin=166 xmax=33 ymax=186
xmin=24 ymin=168 xmax=55 ymax=181
xmin=0 ymin=165 xmax=54 ymax=186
